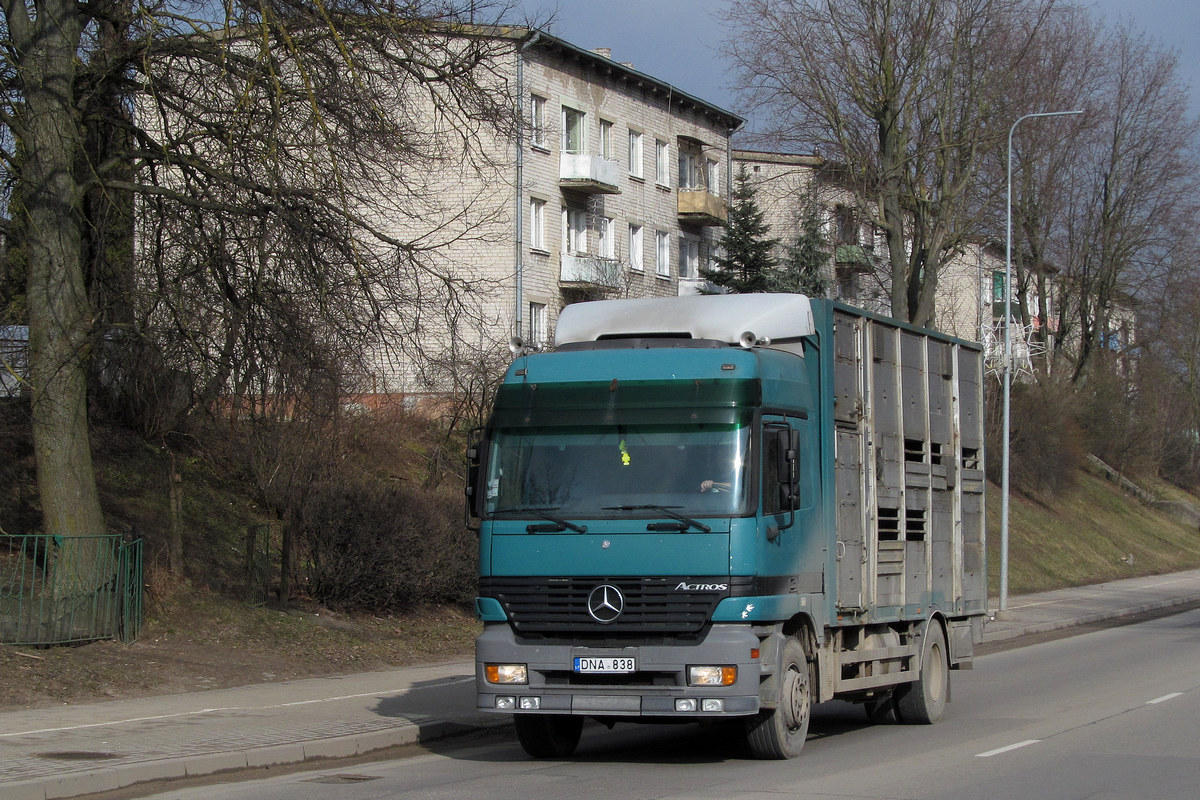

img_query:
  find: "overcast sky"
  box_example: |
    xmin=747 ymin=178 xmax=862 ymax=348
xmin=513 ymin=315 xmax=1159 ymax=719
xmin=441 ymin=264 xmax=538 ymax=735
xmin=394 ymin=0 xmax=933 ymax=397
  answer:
xmin=516 ymin=0 xmax=1200 ymax=133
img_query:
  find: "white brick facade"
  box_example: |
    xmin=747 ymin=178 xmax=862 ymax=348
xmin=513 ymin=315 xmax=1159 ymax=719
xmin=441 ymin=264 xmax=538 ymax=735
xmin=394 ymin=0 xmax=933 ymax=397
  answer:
xmin=367 ymin=31 xmax=742 ymax=395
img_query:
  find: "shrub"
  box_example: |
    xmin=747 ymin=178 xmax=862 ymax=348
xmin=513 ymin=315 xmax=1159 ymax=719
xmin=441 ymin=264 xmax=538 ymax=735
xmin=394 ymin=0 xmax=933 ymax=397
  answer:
xmin=987 ymin=376 xmax=1082 ymax=497
xmin=299 ymin=477 xmax=476 ymax=612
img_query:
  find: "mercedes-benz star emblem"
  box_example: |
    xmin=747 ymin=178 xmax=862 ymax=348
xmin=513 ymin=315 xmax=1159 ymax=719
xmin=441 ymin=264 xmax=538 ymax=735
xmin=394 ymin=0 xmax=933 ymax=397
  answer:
xmin=586 ymin=584 xmax=624 ymax=624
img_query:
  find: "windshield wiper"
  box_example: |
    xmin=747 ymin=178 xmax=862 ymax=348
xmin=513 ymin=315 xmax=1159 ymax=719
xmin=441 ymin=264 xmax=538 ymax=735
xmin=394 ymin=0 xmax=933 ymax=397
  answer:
xmin=603 ymin=505 xmax=712 ymax=533
xmin=494 ymin=506 xmax=587 ymax=534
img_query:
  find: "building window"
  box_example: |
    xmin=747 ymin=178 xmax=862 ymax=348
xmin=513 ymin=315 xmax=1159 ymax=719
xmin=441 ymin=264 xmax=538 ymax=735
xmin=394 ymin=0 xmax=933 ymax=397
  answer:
xmin=599 ymin=119 xmax=614 ymax=160
xmin=563 ymin=207 xmax=588 ymax=255
xmin=678 ymin=235 xmax=699 ymax=279
xmin=562 ymin=106 xmax=585 ymax=154
xmin=656 ymin=139 xmax=670 ymax=186
xmin=528 ymin=302 xmax=547 ymax=346
xmin=655 ymin=230 xmax=670 ymax=277
xmin=530 ymin=94 xmax=547 ymax=149
xmin=835 ymin=204 xmax=858 ymax=244
xmin=599 ymin=217 xmax=616 ymax=259
xmin=707 ymin=159 xmax=720 ymax=195
xmin=629 ymin=224 xmax=644 ymax=271
xmin=628 ymin=130 xmax=644 ymax=178
xmin=678 ymin=147 xmax=701 ymax=190
xmin=529 ymin=198 xmax=546 ymax=251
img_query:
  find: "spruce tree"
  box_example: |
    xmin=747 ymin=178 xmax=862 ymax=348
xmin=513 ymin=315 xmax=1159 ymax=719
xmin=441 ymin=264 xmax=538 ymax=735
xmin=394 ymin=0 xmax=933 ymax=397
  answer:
xmin=702 ymin=165 xmax=779 ymax=293
xmin=773 ymin=194 xmax=830 ymax=296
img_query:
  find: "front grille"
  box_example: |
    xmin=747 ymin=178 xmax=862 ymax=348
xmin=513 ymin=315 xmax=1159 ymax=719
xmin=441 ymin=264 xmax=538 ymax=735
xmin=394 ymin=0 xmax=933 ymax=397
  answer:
xmin=478 ymin=576 xmax=753 ymax=636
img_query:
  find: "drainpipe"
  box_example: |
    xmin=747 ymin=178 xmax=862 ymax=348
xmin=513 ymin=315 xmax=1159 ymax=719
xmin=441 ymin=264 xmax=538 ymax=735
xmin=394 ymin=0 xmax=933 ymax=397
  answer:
xmin=726 ymin=118 xmax=743 ymax=241
xmin=514 ymin=32 xmax=541 ymax=339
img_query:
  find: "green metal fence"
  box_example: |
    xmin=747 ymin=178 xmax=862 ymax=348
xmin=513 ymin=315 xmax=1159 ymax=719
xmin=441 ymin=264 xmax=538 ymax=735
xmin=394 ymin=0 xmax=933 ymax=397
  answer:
xmin=0 ymin=534 xmax=143 ymax=646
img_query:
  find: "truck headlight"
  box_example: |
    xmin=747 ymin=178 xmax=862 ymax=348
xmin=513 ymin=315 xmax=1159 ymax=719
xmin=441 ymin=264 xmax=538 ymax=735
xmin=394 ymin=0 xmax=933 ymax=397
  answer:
xmin=485 ymin=664 xmax=528 ymax=684
xmin=688 ymin=665 xmax=737 ymax=686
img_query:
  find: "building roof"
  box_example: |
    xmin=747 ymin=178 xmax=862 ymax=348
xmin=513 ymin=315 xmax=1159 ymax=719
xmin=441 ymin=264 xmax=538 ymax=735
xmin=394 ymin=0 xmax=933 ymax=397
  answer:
xmin=733 ymin=149 xmax=824 ymax=168
xmin=513 ymin=28 xmax=745 ymax=132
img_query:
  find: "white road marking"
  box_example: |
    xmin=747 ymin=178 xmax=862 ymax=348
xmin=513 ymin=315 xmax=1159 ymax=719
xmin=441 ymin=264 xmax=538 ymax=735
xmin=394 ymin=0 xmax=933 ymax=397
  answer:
xmin=976 ymin=739 xmax=1041 ymax=758
xmin=1146 ymin=692 xmax=1183 ymax=704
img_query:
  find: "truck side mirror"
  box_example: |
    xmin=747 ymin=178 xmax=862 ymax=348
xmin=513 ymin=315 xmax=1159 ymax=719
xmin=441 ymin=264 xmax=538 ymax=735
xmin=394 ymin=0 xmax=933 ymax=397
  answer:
xmin=775 ymin=428 xmax=801 ymax=511
xmin=770 ymin=427 xmax=801 ymax=536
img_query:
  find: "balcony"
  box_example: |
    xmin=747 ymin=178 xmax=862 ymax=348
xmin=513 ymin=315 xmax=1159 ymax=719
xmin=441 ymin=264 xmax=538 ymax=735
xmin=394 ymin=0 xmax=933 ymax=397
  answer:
xmin=677 ymin=277 xmax=723 ymax=296
xmin=835 ymin=243 xmax=875 ymax=273
xmin=559 ymin=153 xmax=621 ymax=194
xmin=560 ymin=253 xmax=622 ymax=289
xmin=677 ymin=189 xmax=727 ymax=226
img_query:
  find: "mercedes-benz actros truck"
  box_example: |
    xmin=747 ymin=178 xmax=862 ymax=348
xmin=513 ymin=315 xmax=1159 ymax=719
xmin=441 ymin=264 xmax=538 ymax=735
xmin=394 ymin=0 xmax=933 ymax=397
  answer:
xmin=467 ymin=293 xmax=986 ymax=759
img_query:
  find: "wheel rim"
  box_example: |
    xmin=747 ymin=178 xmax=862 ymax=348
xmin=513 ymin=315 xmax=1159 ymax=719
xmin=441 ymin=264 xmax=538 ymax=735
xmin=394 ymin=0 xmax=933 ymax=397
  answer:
xmin=783 ymin=662 xmax=811 ymax=732
xmin=927 ymin=640 xmax=947 ymax=701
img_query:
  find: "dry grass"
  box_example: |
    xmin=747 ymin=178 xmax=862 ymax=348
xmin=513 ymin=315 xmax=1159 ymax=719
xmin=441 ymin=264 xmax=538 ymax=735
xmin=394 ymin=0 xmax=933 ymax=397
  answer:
xmin=0 ymin=572 xmax=480 ymax=711
xmin=988 ymin=471 xmax=1200 ymax=595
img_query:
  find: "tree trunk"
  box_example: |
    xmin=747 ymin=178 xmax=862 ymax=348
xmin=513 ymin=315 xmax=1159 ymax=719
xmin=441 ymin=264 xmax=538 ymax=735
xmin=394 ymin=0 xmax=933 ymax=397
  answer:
xmin=14 ymin=0 xmax=108 ymax=632
xmin=18 ymin=0 xmax=105 ymax=542
xmin=168 ymin=453 xmax=185 ymax=573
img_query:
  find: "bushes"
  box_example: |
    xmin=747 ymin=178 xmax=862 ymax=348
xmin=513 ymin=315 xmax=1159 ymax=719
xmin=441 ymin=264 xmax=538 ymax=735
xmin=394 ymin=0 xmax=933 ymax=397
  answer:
xmin=987 ymin=375 xmax=1082 ymax=497
xmin=299 ymin=477 xmax=476 ymax=612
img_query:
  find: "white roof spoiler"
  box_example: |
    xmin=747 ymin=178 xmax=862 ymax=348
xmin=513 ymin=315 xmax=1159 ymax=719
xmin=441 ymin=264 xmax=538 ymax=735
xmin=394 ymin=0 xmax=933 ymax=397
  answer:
xmin=554 ymin=293 xmax=816 ymax=349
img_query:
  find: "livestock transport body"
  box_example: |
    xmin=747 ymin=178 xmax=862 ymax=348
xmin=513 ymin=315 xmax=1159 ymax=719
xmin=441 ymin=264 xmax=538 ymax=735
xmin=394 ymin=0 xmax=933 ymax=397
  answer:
xmin=467 ymin=293 xmax=986 ymax=758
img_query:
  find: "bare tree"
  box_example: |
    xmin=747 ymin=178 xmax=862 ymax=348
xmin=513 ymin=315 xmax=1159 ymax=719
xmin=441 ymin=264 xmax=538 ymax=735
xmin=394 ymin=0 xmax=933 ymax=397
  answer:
xmin=989 ymin=7 xmax=1099 ymax=360
xmin=1051 ymin=24 xmax=1200 ymax=382
xmin=722 ymin=0 xmax=1056 ymax=326
xmin=0 ymin=0 xmax=525 ymax=553
xmin=1142 ymin=254 xmax=1200 ymax=485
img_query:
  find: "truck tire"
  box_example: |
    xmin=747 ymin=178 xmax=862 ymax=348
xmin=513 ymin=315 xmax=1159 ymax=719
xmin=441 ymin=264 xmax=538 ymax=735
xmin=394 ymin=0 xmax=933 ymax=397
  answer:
xmin=513 ymin=714 xmax=584 ymax=758
xmin=895 ymin=622 xmax=948 ymax=724
xmin=745 ymin=637 xmax=812 ymax=759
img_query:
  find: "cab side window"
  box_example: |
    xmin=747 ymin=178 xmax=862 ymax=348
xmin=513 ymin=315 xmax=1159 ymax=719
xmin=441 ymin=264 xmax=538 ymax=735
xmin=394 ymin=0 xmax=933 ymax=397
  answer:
xmin=763 ymin=427 xmax=784 ymax=516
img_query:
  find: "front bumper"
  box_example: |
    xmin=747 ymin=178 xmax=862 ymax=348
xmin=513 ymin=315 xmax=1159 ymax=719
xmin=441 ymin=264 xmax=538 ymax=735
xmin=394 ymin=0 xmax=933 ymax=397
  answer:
xmin=475 ymin=623 xmax=764 ymax=717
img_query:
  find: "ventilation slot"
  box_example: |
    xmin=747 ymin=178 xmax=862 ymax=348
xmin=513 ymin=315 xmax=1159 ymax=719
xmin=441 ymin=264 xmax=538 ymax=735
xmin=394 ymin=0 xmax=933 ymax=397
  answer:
xmin=905 ymin=509 xmax=927 ymax=541
xmin=878 ymin=507 xmax=901 ymax=541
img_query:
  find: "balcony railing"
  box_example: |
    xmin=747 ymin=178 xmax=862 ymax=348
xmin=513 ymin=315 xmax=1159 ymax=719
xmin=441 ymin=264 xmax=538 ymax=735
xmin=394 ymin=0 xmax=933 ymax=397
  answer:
xmin=559 ymin=153 xmax=621 ymax=194
xmin=560 ymin=253 xmax=622 ymax=288
xmin=677 ymin=189 xmax=727 ymax=226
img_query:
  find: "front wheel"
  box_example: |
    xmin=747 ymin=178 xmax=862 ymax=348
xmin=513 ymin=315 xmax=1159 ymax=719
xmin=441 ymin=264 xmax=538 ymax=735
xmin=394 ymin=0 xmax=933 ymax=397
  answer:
xmin=895 ymin=622 xmax=949 ymax=724
xmin=513 ymin=714 xmax=584 ymax=758
xmin=745 ymin=636 xmax=812 ymax=759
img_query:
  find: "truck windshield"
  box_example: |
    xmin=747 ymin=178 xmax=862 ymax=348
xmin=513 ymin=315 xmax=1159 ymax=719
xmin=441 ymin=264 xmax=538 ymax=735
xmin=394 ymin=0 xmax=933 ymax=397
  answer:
xmin=484 ymin=422 xmax=750 ymax=520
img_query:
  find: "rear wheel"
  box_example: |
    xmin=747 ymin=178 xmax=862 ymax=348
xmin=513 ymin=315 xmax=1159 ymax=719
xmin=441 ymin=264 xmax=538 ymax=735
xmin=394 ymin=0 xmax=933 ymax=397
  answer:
xmin=513 ymin=714 xmax=584 ymax=758
xmin=895 ymin=622 xmax=949 ymax=724
xmin=745 ymin=637 xmax=812 ymax=759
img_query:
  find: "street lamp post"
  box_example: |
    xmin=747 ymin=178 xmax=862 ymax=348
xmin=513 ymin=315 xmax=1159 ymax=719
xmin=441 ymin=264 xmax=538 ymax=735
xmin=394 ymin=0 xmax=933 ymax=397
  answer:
xmin=999 ymin=109 xmax=1082 ymax=616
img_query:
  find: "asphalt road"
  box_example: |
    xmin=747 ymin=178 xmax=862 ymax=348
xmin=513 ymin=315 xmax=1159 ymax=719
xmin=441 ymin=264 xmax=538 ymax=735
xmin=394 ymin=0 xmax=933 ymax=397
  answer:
xmin=124 ymin=606 xmax=1200 ymax=800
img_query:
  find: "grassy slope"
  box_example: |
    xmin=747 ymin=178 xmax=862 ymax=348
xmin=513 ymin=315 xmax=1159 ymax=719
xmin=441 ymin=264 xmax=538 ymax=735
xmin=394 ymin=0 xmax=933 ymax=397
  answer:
xmin=988 ymin=470 xmax=1200 ymax=596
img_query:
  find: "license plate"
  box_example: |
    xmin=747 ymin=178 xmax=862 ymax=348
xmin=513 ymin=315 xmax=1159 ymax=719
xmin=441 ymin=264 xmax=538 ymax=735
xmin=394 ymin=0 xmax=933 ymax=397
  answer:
xmin=573 ymin=656 xmax=636 ymax=673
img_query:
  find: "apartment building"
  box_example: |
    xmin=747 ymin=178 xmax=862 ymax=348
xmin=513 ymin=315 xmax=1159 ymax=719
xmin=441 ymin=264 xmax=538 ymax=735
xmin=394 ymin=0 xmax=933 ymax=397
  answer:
xmin=733 ymin=149 xmax=892 ymax=316
xmin=352 ymin=29 xmax=744 ymax=395
xmin=735 ymin=149 xmax=1023 ymax=355
xmin=509 ymin=33 xmax=742 ymax=348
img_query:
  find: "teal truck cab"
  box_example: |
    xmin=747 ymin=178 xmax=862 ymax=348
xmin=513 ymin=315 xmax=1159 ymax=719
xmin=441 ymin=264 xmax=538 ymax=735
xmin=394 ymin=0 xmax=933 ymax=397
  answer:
xmin=467 ymin=294 xmax=986 ymax=759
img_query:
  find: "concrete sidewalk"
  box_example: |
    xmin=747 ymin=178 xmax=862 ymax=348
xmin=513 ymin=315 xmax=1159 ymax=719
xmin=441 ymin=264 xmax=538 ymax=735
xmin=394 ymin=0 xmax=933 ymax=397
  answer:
xmin=4 ymin=569 xmax=1200 ymax=800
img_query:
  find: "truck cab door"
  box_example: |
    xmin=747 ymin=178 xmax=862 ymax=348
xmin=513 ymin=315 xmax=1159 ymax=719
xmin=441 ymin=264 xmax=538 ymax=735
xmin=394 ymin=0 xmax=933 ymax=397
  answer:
xmin=758 ymin=415 xmax=822 ymax=595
